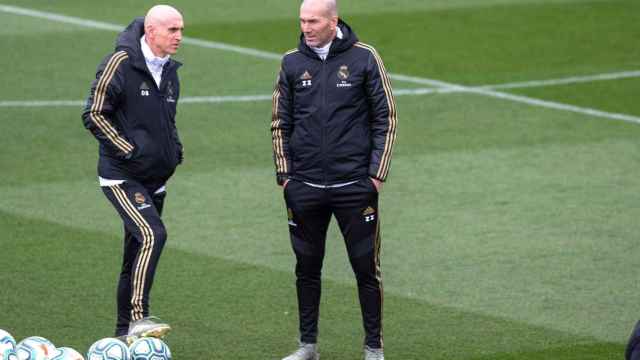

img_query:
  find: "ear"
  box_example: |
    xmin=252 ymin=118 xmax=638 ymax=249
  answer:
xmin=144 ymin=24 xmax=154 ymax=38
xmin=330 ymin=16 xmax=338 ymax=28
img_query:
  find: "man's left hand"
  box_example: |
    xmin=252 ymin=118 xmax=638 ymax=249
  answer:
xmin=370 ymin=177 xmax=383 ymax=192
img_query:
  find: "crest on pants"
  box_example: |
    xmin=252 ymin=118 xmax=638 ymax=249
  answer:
xmin=134 ymin=192 xmax=146 ymax=204
xmin=363 ymin=206 xmax=376 ymax=222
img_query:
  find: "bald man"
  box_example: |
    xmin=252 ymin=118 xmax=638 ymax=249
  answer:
xmin=272 ymin=0 xmax=396 ymax=359
xmin=82 ymin=5 xmax=185 ymax=342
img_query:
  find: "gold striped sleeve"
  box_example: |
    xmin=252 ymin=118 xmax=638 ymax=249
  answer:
xmin=89 ymin=51 xmax=134 ymax=154
xmin=355 ymin=42 xmax=397 ymax=180
xmin=271 ymin=77 xmax=287 ymax=174
xmin=271 ymin=50 xmax=298 ymax=176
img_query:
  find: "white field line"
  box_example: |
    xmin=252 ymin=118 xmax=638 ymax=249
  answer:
xmin=2 ymin=3 xmax=640 ymax=124
xmin=411 ymin=76 xmax=640 ymax=125
xmin=0 ymin=4 xmax=282 ymax=61
xmin=0 ymin=89 xmax=439 ymax=108
xmin=480 ymin=70 xmax=640 ymax=90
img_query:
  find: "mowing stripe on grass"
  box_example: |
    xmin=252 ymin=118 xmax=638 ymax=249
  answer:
xmin=2 ymin=3 xmax=639 ymax=126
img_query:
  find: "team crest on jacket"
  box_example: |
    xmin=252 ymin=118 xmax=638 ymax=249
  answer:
xmin=300 ymin=70 xmax=312 ymax=87
xmin=338 ymin=65 xmax=349 ymax=80
xmin=336 ymin=65 xmax=352 ymax=88
xmin=166 ymin=81 xmax=176 ymax=103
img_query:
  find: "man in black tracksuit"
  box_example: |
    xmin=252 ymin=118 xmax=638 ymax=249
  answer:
xmin=272 ymin=1 xmax=397 ymax=359
xmin=81 ymin=5 xmax=184 ymax=341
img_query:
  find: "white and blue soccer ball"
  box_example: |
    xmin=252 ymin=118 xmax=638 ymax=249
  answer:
xmin=0 ymin=329 xmax=17 ymax=360
xmin=15 ymin=336 xmax=56 ymax=360
xmin=129 ymin=338 xmax=170 ymax=360
xmin=50 ymin=347 xmax=85 ymax=360
xmin=2 ymin=349 xmax=18 ymax=360
xmin=86 ymin=338 xmax=129 ymax=360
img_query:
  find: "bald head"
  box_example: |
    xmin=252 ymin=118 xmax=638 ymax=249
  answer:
xmin=143 ymin=5 xmax=184 ymax=57
xmin=300 ymin=0 xmax=338 ymax=18
xmin=145 ymin=5 xmax=182 ymax=28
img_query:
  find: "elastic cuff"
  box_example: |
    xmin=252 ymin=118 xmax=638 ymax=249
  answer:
xmin=369 ymin=174 xmax=384 ymax=182
xmin=276 ymin=174 xmax=289 ymax=186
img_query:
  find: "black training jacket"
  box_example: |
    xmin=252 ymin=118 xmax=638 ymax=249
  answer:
xmin=271 ymin=19 xmax=397 ymax=186
xmin=82 ymin=17 xmax=183 ymax=184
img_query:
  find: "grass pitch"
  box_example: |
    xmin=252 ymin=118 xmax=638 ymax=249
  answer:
xmin=1 ymin=0 xmax=639 ymax=358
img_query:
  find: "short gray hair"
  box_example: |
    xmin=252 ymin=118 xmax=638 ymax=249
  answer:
xmin=301 ymin=0 xmax=338 ymax=17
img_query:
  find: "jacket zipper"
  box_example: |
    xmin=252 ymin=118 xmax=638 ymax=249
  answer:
xmin=321 ymin=58 xmax=328 ymax=186
xmin=144 ymin=65 xmax=175 ymax=168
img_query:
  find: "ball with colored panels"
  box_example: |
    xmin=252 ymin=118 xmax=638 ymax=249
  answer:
xmin=2 ymin=349 xmax=18 ymax=360
xmin=0 ymin=329 xmax=17 ymax=359
xmin=129 ymin=338 xmax=171 ymax=360
xmin=86 ymin=338 xmax=129 ymax=360
xmin=15 ymin=336 xmax=56 ymax=360
xmin=50 ymin=347 xmax=85 ymax=360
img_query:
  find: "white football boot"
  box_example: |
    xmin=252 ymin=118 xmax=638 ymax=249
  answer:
xmin=364 ymin=345 xmax=385 ymax=360
xmin=282 ymin=342 xmax=319 ymax=360
xmin=127 ymin=316 xmax=171 ymax=340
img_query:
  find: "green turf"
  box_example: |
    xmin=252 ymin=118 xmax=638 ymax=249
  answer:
xmin=0 ymin=0 xmax=610 ymax=25
xmin=0 ymin=211 xmax=624 ymax=358
xmin=1 ymin=0 xmax=639 ymax=358
xmin=185 ymin=0 xmax=640 ymax=85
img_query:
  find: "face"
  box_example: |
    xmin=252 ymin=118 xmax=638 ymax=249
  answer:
xmin=299 ymin=2 xmax=337 ymax=48
xmin=147 ymin=14 xmax=184 ymax=57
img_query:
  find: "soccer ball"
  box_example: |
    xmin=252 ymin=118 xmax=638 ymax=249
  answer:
xmin=129 ymin=338 xmax=171 ymax=360
xmin=50 ymin=347 xmax=85 ymax=360
xmin=2 ymin=349 xmax=18 ymax=360
xmin=86 ymin=338 xmax=129 ymax=360
xmin=0 ymin=329 xmax=17 ymax=359
xmin=15 ymin=336 xmax=56 ymax=360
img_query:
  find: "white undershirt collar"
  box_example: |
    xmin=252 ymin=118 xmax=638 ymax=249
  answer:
xmin=310 ymin=27 xmax=343 ymax=60
xmin=140 ymin=35 xmax=170 ymax=87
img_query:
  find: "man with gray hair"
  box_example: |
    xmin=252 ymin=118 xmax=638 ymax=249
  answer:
xmin=272 ymin=0 xmax=396 ymax=359
xmin=82 ymin=5 xmax=185 ymax=342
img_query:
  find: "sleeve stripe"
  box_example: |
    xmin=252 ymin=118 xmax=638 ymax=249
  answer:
xmin=91 ymin=51 xmax=132 ymax=152
xmin=271 ymin=83 xmax=288 ymax=173
xmin=360 ymin=43 xmax=397 ymax=180
xmin=93 ymin=51 xmax=133 ymax=152
xmin=92 ymin=52 xmax=130 ymax=150
xmin=89 ymin=51 xmax=134 ymax=153
xmin=355 ymin=43 xmax=397 ymax=180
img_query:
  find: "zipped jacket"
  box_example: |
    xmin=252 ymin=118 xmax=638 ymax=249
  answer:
xmin=271 ymin=19 xmax=397 ymax=186
xmin=82 ymin=17 xmax=183 ymax=184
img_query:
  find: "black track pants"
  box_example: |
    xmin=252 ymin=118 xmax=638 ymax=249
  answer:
xmin=284 ymin=178 xmax=383 ymax=349
xmin=102 ymin=181 xmax=167 ymax=336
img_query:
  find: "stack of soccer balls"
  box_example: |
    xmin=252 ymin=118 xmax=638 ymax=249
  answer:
xmin=1 ymin=329 xmax=171 ymax=360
